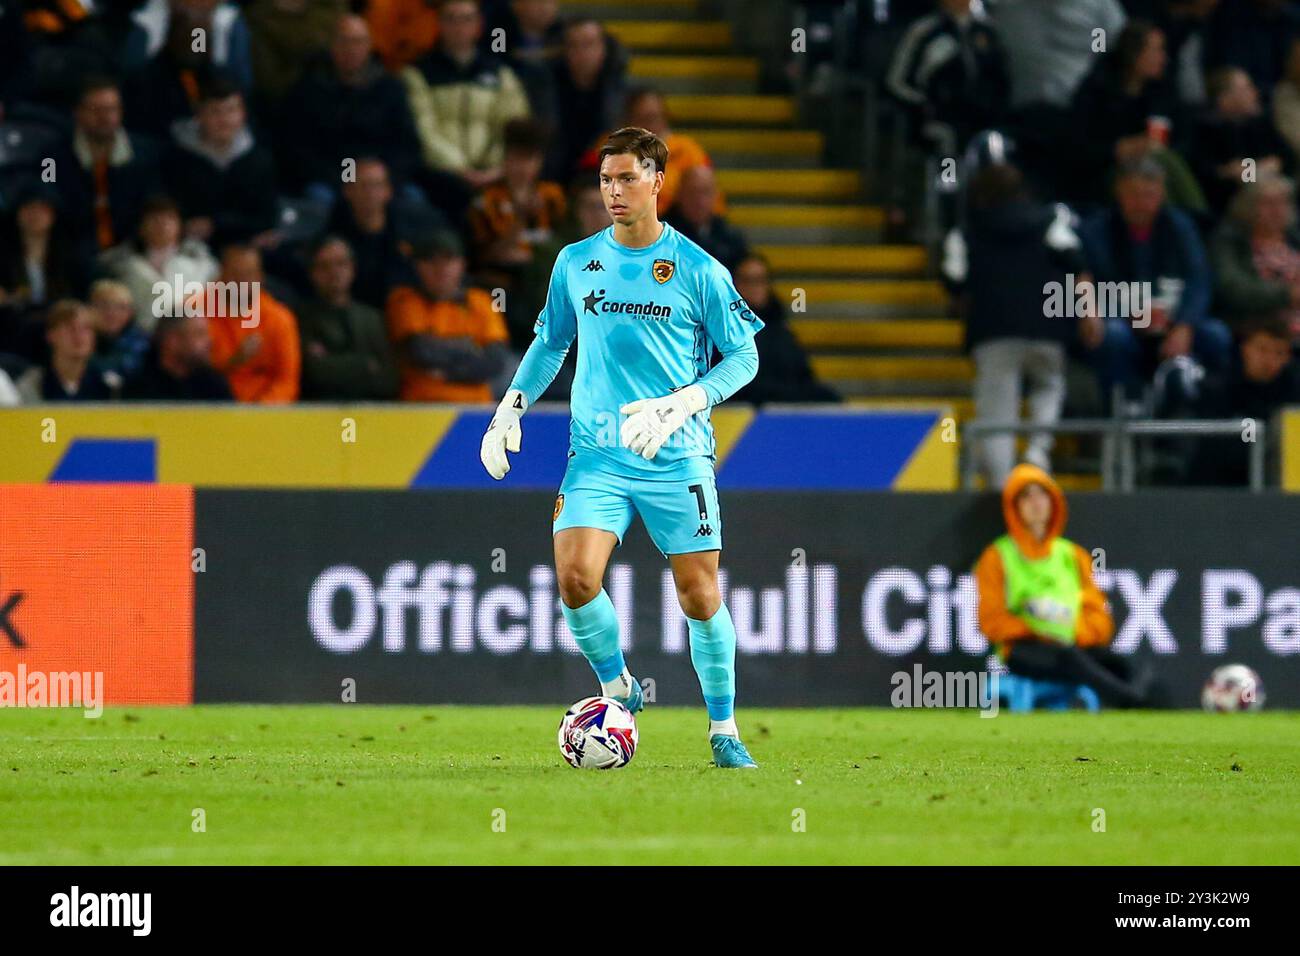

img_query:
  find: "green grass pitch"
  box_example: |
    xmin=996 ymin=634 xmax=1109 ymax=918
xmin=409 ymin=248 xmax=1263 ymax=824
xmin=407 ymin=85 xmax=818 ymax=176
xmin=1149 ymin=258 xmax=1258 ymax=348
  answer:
xmin=2 ymin=705 xmax=1298 ymax=865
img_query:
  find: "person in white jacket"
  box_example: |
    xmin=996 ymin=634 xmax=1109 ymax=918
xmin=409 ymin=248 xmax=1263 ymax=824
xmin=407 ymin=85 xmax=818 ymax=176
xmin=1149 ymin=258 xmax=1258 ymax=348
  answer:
xmin=96 ymin=195 xmax=218 ymax=334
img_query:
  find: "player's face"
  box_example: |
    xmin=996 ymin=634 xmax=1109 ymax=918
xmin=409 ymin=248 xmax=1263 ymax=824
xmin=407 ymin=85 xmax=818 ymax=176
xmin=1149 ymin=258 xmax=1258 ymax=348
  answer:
xmin=599 ymin=153 xmax=661 ymax=226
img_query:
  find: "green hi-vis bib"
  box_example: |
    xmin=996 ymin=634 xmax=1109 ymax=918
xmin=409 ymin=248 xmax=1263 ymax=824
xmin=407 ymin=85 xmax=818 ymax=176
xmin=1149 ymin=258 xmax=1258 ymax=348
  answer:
xmin=993 ymin=534 xmax=1082 ymax=645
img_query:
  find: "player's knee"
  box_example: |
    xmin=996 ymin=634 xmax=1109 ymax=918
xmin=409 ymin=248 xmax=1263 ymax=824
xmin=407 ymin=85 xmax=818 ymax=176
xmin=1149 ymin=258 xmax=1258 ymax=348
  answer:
xmin=676 ymin=579 xmax=721 ymax=620
xmin=557 ymin=566 xmax=602 ymax=608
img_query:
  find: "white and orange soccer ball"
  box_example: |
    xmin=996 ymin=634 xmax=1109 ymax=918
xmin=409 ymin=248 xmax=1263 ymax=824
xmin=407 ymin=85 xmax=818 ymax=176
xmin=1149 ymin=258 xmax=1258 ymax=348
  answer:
xmin=557 ymin=697 xmax=638 ymax=769
xmin=1201 ymin=664 xmax=1266 ymax=713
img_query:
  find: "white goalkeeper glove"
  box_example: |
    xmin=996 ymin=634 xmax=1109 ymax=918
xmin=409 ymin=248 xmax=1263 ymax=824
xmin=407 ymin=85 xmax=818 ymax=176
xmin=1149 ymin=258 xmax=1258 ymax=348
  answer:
xmin=619 ymin=384 xmax=709 ymax=461
xmin=480 ymin=388 xmax=526 ymax=479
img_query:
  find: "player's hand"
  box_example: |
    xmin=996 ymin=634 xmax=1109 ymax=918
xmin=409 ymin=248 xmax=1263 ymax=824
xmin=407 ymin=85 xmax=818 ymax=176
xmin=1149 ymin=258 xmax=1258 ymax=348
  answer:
xmin=619 ymin=384 xmax=709 ymax=461
xmin=480 ymin=388 xmax=526 ymax=479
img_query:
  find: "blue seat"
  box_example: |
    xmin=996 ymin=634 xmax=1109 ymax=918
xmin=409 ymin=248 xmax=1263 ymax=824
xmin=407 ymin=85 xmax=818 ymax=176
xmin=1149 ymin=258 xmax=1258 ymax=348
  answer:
xmin=993 ymin=672 xmax=1101 ymax=713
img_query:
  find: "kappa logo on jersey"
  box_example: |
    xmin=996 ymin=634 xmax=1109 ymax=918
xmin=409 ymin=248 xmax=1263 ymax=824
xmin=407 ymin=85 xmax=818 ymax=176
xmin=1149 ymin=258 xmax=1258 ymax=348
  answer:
xmin=693 ymin=523 xmax=715 ymax=537
xmin=553 ymin=494 xmax=565 ymax=521
xmin=652 ymin=259 xmax=676 ymax=284
xmin=582 ymin=259 xmax=604 ymax=272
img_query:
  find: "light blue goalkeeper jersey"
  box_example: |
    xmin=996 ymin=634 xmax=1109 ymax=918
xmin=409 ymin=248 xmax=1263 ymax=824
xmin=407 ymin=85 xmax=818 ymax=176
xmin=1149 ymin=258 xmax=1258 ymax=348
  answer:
xmin=515 ymin=222 xmax=764 ymax=476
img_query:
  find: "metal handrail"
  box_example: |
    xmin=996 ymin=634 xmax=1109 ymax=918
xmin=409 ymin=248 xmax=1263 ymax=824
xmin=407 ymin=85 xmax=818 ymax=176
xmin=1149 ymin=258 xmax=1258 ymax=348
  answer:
xmin=961 ymin=419 xmax=1268 ymax=492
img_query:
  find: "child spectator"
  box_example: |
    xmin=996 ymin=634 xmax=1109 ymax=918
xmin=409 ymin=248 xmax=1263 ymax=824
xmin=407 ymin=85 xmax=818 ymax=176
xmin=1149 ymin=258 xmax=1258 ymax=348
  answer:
xmin=14 ymin=299 xmax=116 ymax=402
xmin=89 ymin=279 xmax=151 ymax=379
xmin=386 ymin=231 xmax=509 ymax=402
xmin=205 ymin=244 xmax=301 ymax=403
xmin=297 ymin=236 xmax=400 ymax=401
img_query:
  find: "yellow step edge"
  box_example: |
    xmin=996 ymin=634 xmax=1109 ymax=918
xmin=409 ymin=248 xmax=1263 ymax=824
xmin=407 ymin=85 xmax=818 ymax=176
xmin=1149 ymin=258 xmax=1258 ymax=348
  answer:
xmin=605 ymin=21 xmax=731 ymax=49
xmin=629 ymin=55 xmax=758 ymax=80
xmin=691 ymin=129 xmax=823 ymax=155
xmin=718 ymin=169 xmax=860 ymax=198
xmin=812 ymin=355 xmax=974 ymax=381
xmin=729 ymin=204 xmax=884 ymax=228
xmin=560 ymin=0 xmax=698 ymax=5
xmin=756 ymin=244 xmax=928 ymax=273
xmin=791 ymin=318 xmax=963 ymax=349
xmin=665 ymin=94 xmax=794 ymax=123
xmin=774 ymin=279 xmax=948 ymax=306
xmin=849 ymin=396 xmax=974 ymax=419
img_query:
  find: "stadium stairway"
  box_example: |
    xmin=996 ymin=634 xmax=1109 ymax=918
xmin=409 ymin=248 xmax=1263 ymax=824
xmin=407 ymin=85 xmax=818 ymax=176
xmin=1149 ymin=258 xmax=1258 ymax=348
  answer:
xmin=562 ymin=0 xmax=971 ymax=414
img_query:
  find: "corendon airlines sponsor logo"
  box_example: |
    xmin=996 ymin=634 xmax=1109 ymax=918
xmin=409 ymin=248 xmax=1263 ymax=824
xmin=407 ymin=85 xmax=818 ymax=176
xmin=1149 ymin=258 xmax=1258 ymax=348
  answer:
xmin=581 ymin=288 xmax=673 ymax=321
xmin=305 ymin=563 xmax=1300 ymax=657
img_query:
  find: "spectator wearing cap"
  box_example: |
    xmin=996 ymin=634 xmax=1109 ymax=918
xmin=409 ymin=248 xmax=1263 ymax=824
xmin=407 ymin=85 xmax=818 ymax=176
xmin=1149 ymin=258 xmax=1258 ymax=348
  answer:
xmin=1210 ymin=173 xmax=1300 ymax=340
xmin=547 ymin=18 xmax=626 ymax=182
xmin=205 ymin=244 xmax=301 ymax=403
xmin=297 ymin=236 xmax=400 ymax=401
xmin=1192 ymin=67 xmax=1293 ymax=216
xmin=50 ymin=76 xmax=162 ymax=253
xmin=885 ymin=0 xmax=1011 ymax=156
xmin=278 ymin=14 xmax=423 ymax=201
xmin=1080 ymin=157 xmax=1231 ymax=401
xmin=15 ymin=299 xmax=116 ymax=402
xmin=621 ymin=88 xmax=716 ymax=218
xmin=386 ymin=231 xmax=509 ymax=403
xmin=1191 ymin=314 xmax=1300 ymax=485
xmin=666 ymin=166 xmax=749 ymax=273
xmin=123 ymin=312 xmax=233 ymax=401
xmin=402 ymin=0 xmax=530 ymax=218
xmin=163 ymin=75 xmax=279 ymax=249
xmin=97 ymin=194 xmax=219 ymax=335
xmin=89 ymin=279 xmax=151 ymax=380
xmin=730 ymin=253 xmax=839 ymax=405
xmin=468 ymin=118 xmax=566 ymax=292
xmin=329 ymin=157 xmax=445 ymax=309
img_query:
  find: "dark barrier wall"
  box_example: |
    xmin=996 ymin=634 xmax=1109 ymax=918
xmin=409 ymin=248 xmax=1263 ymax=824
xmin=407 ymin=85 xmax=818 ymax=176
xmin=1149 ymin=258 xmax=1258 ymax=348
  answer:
xmin=194 ymin=491 xmax=1300 ymax=708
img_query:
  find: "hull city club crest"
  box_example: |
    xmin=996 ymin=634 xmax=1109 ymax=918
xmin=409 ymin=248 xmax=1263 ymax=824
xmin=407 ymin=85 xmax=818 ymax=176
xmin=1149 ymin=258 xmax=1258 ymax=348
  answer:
xmin=652 ymin=259 xmax=675 ymax=284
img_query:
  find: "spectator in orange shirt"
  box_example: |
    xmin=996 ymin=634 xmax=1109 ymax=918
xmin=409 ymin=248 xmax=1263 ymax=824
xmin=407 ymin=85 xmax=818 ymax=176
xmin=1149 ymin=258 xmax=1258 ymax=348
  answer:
xmin=205 ymin=244 xmax=301 ymax=403
xmin=624 ymin=86 xmax=725 ymax=217
xmin=469 ymin=118 xmax=567 ymax=290
xmin=386 ymin=231 xmax=509 ymax=403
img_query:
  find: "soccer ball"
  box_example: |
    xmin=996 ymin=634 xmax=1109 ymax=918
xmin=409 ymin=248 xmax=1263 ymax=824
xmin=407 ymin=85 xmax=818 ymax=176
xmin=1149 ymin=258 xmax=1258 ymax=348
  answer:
xmin=557 ymin=696 xmax=638 ymax=769
xmin=1201 ymin=664 xmax=1266 ymax=713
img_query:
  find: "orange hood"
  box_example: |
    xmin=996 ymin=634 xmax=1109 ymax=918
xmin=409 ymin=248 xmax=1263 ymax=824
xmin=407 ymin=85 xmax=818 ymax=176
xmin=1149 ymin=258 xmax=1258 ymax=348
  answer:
xmin=1001 ymin=463 xmax=1068 ymax=559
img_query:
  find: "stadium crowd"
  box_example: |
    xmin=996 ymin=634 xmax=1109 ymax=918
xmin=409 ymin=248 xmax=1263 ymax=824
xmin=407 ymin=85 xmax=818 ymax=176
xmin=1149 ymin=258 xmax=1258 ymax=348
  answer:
xmin=0 ymin=0 xmax=831 ymax=410
xmin=1 ymin=0 xmax=1299 ymax=485
xmin=879 ymin=0 xmax=1300 ymax=483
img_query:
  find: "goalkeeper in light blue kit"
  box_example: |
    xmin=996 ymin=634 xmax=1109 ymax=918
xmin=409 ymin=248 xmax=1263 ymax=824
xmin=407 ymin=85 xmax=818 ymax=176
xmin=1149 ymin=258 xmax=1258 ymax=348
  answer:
xmin=479 ymin=127 xmax=763 ymax=768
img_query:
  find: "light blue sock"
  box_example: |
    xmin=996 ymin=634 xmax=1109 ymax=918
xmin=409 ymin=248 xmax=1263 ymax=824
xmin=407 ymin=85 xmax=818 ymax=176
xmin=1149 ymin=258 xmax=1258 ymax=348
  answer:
xmin=688 ymin=603 xmax=736 ymax=722
xmin=561 ymin=589 xmax=625 ymax=682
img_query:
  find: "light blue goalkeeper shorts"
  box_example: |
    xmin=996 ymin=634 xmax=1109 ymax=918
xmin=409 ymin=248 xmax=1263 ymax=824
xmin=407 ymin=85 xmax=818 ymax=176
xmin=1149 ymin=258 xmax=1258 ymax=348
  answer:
xmin=552 ymin=449 xmax=722 ymax=556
